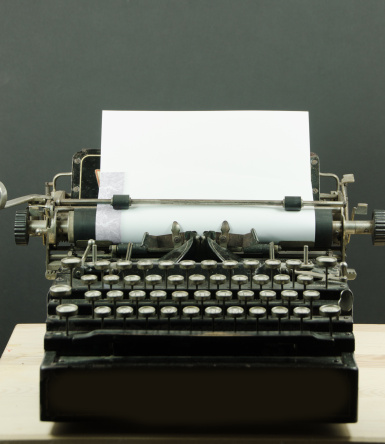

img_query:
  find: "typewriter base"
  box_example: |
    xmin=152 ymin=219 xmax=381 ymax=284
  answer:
xmin=40 ymin=351 xmax=358 ymax=424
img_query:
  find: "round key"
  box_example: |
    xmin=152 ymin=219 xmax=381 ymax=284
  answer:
xmin=95 ymin=260 xmax=110 ymax=287
xmin=205 ymin=306 xmax=222 ymax=332
xmin=319 ymin=304 xmax=341 ymax=336
xmin=167 ymin=274 xmax=184 ymax=290
xmin=49 ymin=284 xmax=72 ymax=305
xmin=106 ymin=289 xmax=124 ymax=318
xmin=61 ymin=257 xmax=82 ymax=287
xmin=183 ymin=305 xmax=200 ymax=332
xmin=243 ymin=259 xmax=260 ymax=288
xmin=150 ymin=290 xmax=167 ymax=318
xmin=265 ymin=259 xmax=281 ymax=288
xmin=172 ymin=290 xmax=189 ymax=318
xmin=138 ymin=305 xmax=156 ymax=330
xmin=286 ymin=259 xmax=302 ymax=287
xmin=138 ymin=260 xmax=153 ymax=287
xmin=293 ymin=306 xmax=310 ymax=332
xmin=252 ymin=274 xmax=270 ymax=291
xmin=273 ymin=274 xmax=290 ymax=290
xmin=84 ymin=290 xmax=102 ymax=319
xmin=117 ymin=305 xmax=134 ymax=329
xmin=316 ymin=256 xmax=338 ymax=289
xmin=179 ymin=260 xmax=196 ymax=289
xmin=222 ymin=260 xmax=238 ymax=289
xmin=56 ymin=303 xmax=78 ymax=336
xmin=116 ymin=260 xmax=132 ymax=276
xmin=103 ymin=274 xmax=120 ymax=290
xmin=201 ymin=259 xmax=217 ymax=288
xmin=158 ymin=260 xmax=174 ymax=289
xmin=124 ymin=274 xmax=141 ymax=291
xmin=227 ymin=306 xmax=244 ymax=332
xmin=161 ymin=305 xmax=178 ymax=332
xmin=296 ymin=274 xmax=314 ymax=291
xmin=94 ymin=305 xmax=111 ymax=329
xmin=81 ymin=274 xmax=98 ymax=291
xmin=271 ymin=305 xmax=288 ymax=333
xmin=249 ymin=306 xmax=266 ymax=332
xmin=129 ymin=290 xmax=146 ymax=318
xmin=189 ymin=274 xmax=205 ymax=290
xmin=303 ymin=289 xmax=320 ymax=319
xmin=259 ymin=290 xmax=276 ymax=318
xmin=231 ymin=274 xmax=248 ymax=290
xmin=194 ymin=290 xmax=211 ymax=319
xmin=216 ymin=290 xmax=232 ymax=317
xmin=210 ymin=274 xmax=226 ymax=290
xmin=237 ymin=290 xmax=254 ymax=318
xmin=281 ymin=289 xmax=298 ymax=319
xmin=145 ymin=274 xmax=162 ymax=290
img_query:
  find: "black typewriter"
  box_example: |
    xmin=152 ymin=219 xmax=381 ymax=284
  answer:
xmin=1 ymin=148 xmax=384 ymax=424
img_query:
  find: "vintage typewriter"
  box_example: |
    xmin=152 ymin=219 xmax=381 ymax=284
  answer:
xmin=1 ymin=148 xmax=384 ymax=425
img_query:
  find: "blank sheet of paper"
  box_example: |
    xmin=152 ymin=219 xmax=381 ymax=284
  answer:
xmin=96 ymin=110 xmax=315 ymax=244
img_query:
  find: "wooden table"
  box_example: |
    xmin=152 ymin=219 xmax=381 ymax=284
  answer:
xmin=0 ymin=324 xmax=384 ymax=443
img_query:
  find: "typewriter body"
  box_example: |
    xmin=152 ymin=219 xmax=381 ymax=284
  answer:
xmin=1 ymin=148 xmax=384 ymax=425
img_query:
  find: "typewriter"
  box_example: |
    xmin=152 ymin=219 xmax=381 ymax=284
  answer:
xmin=1 ymin=148 xmax=384 ymax=425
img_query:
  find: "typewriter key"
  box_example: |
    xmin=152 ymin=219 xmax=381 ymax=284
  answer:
xmin=243 ymin=259 xmax=260 ymax=288
xmin=117 ymin=305 xmax=134 ymax=329
xmin=94 ymin=305 xmax=111 ymax=329
xmin=129 ymin=290 xmax=146 ymax=318
xmin=158 ymin=260 xmax=174 ymax=289
xmin=124 ymin=274 xmax=141 ymax=291
xmin=56 ymin=303 xmax=78 ymax=336
xmin=80 ymin=274 xmax=98 ymax=291
xmin=201 ymin=260 xmax=217 ymax=288
xmin=231 ymin=275 xmax=248 ymax=291
xmin=145 ymin=274 xmax=162 ymax=291
xmin=150 ymin=290 xmax=167 ymax=319
xmin=49 ymin=284 xmax=72 ymax=305
xmin=116 ymin=260 xmax=132 ymax=277
xmin=303 ymin=290 xmax=320 ymax=319
xmin=222 ymin=260 xmax=238 ymax=289
xmin=285 ymin=259 xmax=302 ymax=287
xmin=252 ymin=274 xmax=270 ymax=291
xmin=216 ymin=290 xmax=232 ymax=317
xmin=194 ymin=290 xmax=211 ymax=318
xmin=293 ymin=306 xmax=311 ymax=332
xmin=273 ymin=274 xmax=290 ymax=290
xmin=316 ymin=256 xmax=338 ymax=289
xmin=172 ymin=290 xmax=189 ymax=318
xmin=237 ymin=290 xmax=254 ymax=318
xmin=168 ymin=274 xmax=184 ymax=290
xmin=296 ymin=274 xmax=314 ymax=291
xmin=179 ymin=260 xmax=196 ymax=289
xmin=103 ymin=274 xmax=120 ymax=291
xmin=259 ymin=290 xmax=276 ymax=319
xmin=138 ymin=306 xmax=156 ymax=330
xmin=84 ymin=290 xmax=102 ymax=319
xmin=183 ymin=305 xmax=200 ymax=332
xmin=227 ymin=306 xmax=244 ymax=332
xmin=61 ymin=257 xmax=82 ymax=287
xmin=281 ymin=290 xmax=299 ymax=319
xmin=189 ymin=274 xmax=205 ymax=290
xmin=265 ymin=259 xmax=281 ymax=285
xmin=319 ymin=304 xmax=341 ymax=336
xmin=205 ymin=306 xmax=222 ymax=332
xmin=107 ymin=290 xmax=124 ymax=318
xmin=161 ymin=306 xmax=178 ymax=332
xmin=271 ymin=306 xmax=288 ymax=333
xmin=210 ymin=274 xmax=226 ymax=290
xmin=95 ymin=260 xmax=111 ymax=287
xmin=137 ymin=260 xmax=154 ymax=287
xmin=249 ymin=306 xmax=266 ymax=332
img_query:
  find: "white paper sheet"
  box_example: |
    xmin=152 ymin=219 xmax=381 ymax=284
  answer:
xmin=96 ymin=111 xmax=315 ymax=244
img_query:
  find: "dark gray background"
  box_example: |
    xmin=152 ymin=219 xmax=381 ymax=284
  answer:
xmin=1 ymin=0 xmax=385 ymax=352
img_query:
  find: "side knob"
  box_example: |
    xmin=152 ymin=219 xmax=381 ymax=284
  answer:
xmin=14 ymin=209 xmax=29 ymax=245
xmin=372 ymin=210 xmax=385 ymax=246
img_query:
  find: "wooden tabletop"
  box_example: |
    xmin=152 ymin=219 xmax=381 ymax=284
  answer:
xmin=0 ymin=324 xmax=384 ymax=443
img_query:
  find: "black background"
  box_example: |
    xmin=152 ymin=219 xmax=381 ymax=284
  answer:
xmin=1 ymin=0 xmax=385 ymax=352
